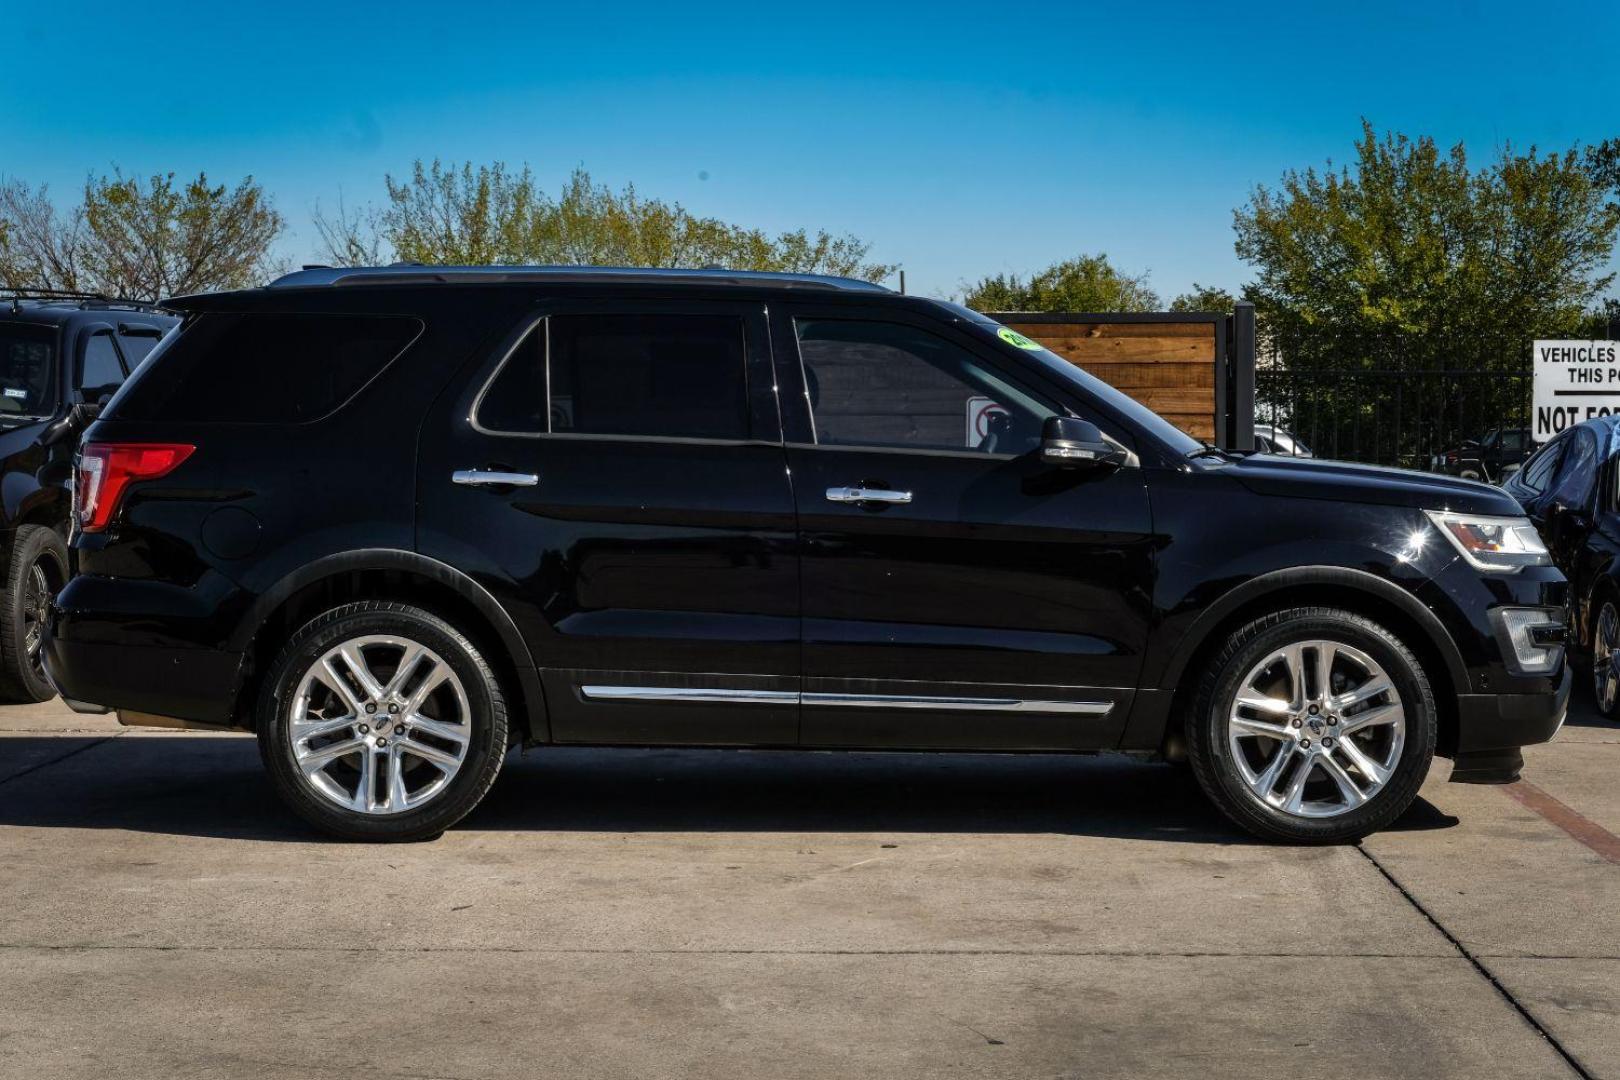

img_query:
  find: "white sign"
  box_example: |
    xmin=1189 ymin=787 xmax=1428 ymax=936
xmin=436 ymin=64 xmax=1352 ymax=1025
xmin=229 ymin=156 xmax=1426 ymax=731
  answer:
xmin=1532 ymin=339 xmax=1620 ymax=440
xmin=965 ymin=396 xmax=1008 ymax=448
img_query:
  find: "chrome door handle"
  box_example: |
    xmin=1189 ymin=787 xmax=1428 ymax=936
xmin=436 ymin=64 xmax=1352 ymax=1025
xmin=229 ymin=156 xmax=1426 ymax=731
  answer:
xmin=452 ymin=469 xmax=539 ymax=487
xmin=826 ymin=486 xmax=912 ymax=505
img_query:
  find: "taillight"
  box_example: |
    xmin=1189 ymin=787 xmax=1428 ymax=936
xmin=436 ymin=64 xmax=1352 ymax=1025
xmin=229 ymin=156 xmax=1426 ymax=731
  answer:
xmin=74 ymin=443 xmax=195 ymax=533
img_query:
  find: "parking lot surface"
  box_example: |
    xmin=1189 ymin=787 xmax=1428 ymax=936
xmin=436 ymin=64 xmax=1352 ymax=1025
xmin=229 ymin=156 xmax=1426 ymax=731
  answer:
xmin=0 ymin=696 xmax=1615 ymax=1079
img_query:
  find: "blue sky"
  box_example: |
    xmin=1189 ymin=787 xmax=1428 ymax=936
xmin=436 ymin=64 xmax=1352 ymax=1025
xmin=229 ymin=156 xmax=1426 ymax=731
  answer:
xmin=4 ymin=0 xmax=1618 ymax=301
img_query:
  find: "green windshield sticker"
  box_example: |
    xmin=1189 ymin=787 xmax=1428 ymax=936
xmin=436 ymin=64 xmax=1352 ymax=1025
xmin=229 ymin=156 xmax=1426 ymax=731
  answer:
xmin=997 ymin=327 xmax=1042 ymax=350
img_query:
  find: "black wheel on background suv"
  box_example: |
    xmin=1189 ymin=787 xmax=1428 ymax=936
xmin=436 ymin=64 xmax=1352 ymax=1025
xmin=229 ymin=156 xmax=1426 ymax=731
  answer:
xmin=1186 ymin=607 xmax=1437 ymax=843
xmin=256 ymin=601 xmax=509 ymax=842
xmin=1590 ymin=599 xmax=1620 ymax=720
xmin=0 ymin=524 xmax=69 ymax=704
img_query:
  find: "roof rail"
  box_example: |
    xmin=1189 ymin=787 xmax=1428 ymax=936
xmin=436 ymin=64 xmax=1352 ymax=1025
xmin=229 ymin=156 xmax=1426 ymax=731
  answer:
xmin=265 ymin=264 xmax=892 ymax=293
xmin=0 ymin=288 xmax=170 ymax=315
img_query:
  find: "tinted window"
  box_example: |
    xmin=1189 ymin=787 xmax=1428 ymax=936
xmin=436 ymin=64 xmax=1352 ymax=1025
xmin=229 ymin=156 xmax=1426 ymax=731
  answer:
xmin=1551 ymin=428 xmax=1599 ymax=507
xmin=796 ymin=319 xmax=1053 ymax=453
xmin=479 ymin=314 xmax=749 ymax=440
xmin=1516 ymin=436 xmax=1566 ymax=494
xmin=109 ymin=313 xmax=420 ymax=423
xmin=1501 ymin=429 xmax=1527 ymax=454
xmin=116 ymin=331 xmax=162 ymax=369
xmin=78 ymin=333 xmax=125 ymax=402
xmin=0 ymin=324 xmax=56 ymax=417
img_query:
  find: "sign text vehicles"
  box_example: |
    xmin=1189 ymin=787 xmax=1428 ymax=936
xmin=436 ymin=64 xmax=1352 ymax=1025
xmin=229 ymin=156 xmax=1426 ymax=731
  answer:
xmin=1532 ymin=339 xmax=1620 ymax=440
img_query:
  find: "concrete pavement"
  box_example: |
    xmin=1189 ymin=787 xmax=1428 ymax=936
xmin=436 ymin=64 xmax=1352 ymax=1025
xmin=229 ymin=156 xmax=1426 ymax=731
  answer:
xmin=0 ymin=697 xmax=1614 ymax=1079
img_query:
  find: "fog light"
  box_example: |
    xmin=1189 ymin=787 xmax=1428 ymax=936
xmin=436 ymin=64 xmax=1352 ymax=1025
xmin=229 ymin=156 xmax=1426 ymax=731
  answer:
xmin=1490 ymin=607 xmax=1566 ymax=676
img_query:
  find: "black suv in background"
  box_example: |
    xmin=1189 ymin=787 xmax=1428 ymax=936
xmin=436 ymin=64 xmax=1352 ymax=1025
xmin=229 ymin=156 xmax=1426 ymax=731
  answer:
xmin=44 ymin=267 xmax=1570 ymax=843
xmin=0 ymin=292 xmax=174 ymax=700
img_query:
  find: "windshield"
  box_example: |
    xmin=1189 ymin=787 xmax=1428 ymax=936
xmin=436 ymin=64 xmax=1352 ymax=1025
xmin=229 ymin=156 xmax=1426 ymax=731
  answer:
xmin=0 ymin=324 xmax=57 ymax=419
xmin=940 ymin=304 xmax=1205 ymax=456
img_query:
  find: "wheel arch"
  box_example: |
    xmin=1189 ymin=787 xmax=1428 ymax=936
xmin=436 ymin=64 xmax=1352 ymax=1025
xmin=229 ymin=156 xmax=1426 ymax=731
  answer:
xmin=1153 ymin=567 xmax=1468 ymax=759
xmin=230 ymin=549 xmax=547 ymax=743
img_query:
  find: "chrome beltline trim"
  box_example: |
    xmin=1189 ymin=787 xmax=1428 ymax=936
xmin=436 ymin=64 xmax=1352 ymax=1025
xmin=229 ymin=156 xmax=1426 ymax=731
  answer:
xmin=580 ymin=685 xmax=1112 ymax=716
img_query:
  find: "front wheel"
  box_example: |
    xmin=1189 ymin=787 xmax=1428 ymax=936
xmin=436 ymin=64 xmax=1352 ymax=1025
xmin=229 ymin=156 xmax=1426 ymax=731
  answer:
xmin=257 ymin=601 xmax=509 ymax=842
xmin=1186 ymin=607 xmax=1436 ymax=843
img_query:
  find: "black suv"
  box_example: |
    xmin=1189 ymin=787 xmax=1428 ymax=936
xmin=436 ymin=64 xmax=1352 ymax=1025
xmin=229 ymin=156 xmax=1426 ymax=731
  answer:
xmin=0 ymin=292 xmax=174 ymax=701
xmin=43 ymin=267 xmax=1570 ymax=843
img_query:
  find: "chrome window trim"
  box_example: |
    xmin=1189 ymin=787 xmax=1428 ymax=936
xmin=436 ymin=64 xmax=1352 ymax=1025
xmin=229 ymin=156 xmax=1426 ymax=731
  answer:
xmin=579 ymin=685 xmax=1112 ymax=716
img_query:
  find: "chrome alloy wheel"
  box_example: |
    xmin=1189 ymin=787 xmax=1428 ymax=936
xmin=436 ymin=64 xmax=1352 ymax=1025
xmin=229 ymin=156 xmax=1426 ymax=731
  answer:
xmin=287 ymin=635 xmax=472 ymax=815
xmin=1594 ymin=603 xmax=1619 ymax=714
xmin=1227 ymin=639 xmax=1406 ymax=819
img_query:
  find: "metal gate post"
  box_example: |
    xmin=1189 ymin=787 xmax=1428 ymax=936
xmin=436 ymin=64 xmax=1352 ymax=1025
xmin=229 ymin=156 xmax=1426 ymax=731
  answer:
xmin=1229 ymin=302 xmax=1257 ymax=451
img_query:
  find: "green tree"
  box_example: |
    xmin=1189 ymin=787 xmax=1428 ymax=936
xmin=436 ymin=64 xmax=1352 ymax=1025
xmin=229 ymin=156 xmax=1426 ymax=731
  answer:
xmin=1235 ymin=122 xmax=1620 ymax=375
xmin=0 ymin=171 xmax=284 ymax=301
xmin=314 ymin=161 xmax=896 ymax=283
xmin=960 ymin=253 xmax=1161 ymax=312
xmin=1169 ymin=283 xmax=1236 ymax=313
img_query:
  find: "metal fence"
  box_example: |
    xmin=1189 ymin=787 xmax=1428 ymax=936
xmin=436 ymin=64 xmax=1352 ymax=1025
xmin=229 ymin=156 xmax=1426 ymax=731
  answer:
xmin=1255 ymin=368 xmax=1531 ymax=471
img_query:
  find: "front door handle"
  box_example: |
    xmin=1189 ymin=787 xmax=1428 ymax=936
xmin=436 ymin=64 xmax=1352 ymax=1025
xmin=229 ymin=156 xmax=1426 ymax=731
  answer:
xmin=826 ymin=486 xmax=912 ymax=505
xmin=453 ymin=469 xmax=539 ymax=488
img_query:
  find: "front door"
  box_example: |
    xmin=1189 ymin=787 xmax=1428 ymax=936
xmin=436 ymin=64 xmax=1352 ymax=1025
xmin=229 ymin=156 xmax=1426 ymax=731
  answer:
xmin=417 ymin=301 xmax=799 ymax=746
xmin=772 ymin=307 xmax=1156 ymax=750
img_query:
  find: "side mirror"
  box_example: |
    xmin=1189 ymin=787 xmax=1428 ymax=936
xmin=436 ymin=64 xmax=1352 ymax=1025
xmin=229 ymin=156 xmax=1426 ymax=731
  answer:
xmin=39 ymin=401 xmax=101 ymax=448
xmin=1040 ymin=416 xmax=1126 ymax=469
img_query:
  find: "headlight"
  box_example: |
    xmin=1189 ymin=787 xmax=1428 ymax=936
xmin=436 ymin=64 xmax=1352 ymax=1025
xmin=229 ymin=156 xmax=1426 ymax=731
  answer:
xmin=1424 ymin=510 xmax=1550 ymax=572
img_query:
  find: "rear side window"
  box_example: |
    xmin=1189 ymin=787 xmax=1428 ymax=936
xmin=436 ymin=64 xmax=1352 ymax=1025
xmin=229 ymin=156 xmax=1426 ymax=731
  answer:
xmin=0 ymin=323 xmax=56 ymax=417
xmin=478 ymin=314 xmax=749 ymax=440
xmin=78 ymin=332 xmax=126 ymax=403
xmin=108 ymin=313 xmax=421 ymax=423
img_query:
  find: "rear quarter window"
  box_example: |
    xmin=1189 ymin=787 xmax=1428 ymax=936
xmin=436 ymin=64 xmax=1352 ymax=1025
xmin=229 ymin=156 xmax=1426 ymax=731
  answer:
xmin=106 ymin=312 xmax=422 ymax=423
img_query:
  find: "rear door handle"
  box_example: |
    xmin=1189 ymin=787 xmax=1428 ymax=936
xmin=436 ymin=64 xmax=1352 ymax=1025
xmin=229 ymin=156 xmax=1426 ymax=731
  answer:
xmin=826 ymin=486 xmax=912 ymax=505
xmin=453 ymin=469 xmax=539 ymax=488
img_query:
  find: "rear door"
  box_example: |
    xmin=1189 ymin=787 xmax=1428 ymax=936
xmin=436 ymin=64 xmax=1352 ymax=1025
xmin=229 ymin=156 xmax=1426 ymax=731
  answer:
xmin=772 ymin=305 xmax=1156 ymax=750
xmin=416 ymin=299 xmax=800 ymax=746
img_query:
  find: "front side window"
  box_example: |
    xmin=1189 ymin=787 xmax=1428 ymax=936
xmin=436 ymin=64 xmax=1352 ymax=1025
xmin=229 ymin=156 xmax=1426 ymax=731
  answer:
xmin=0 ymin=324 xmax=56 ymax=418
xmin=78 ymin=332 xmax=125 ymax=403
xmin=795 ymin=319 xmax=1054 ymax=454
xmin=1516 ymin=434 xmax=1567 ymax=495
xmin=1550 ymin=428 xmax=1599 ymax=508
xmin=479 ymin=313 xmax=750 ymax=440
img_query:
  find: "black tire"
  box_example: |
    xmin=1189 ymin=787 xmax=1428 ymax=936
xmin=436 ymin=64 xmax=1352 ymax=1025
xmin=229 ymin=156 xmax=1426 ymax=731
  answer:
xmin=0 ymin=524 xmax=69 ymax=704
xmin=1186 ymin=607 xmax=1436 ymax=843
xmin=1589 ymin=598 xmax=1620 ymax=720
xmin=256 ymin=601 xmax=508 ymax=842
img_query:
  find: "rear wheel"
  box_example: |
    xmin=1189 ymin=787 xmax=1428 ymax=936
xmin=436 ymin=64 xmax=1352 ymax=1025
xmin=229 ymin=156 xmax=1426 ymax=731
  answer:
xmin=1186 ymin=607 xmax=1436 ymax=843
xmin=257 ymin=601 xmax=508 ymax=842
xmin=0 ymin=524 xmax=69 ymax=704
xmin=1591 ymin=600 xmax=1620 ymax=719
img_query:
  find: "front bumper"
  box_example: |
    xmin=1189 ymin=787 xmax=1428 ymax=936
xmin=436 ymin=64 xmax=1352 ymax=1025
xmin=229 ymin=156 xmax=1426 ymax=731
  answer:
xmin=1449 ymin=665 xmax=1570 ymax=783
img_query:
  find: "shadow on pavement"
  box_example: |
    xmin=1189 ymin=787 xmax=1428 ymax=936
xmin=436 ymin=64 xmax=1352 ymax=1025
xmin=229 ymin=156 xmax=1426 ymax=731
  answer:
xmin=0 ymin=734 xmax=1456 ymax=845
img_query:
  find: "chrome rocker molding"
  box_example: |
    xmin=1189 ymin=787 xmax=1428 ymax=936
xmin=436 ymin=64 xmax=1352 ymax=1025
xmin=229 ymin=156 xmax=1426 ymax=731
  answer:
xmin=580 ymin=685 xmax=1113 ymax=716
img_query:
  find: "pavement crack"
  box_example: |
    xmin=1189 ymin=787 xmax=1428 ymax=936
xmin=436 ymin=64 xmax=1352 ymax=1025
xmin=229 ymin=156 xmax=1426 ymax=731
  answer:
xmin=1356 ymin=843 xmax=1593 ymax=1080
xmin=0 ymin=942 xmax=1460 ymax=959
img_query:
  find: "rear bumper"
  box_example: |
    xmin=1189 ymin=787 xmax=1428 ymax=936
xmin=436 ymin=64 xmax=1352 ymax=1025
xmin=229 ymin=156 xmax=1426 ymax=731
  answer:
xmin=42 ymin=633 xmax=243 ymax=727
xmin=1449 ymin=665 xmax=1570 ymax=784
